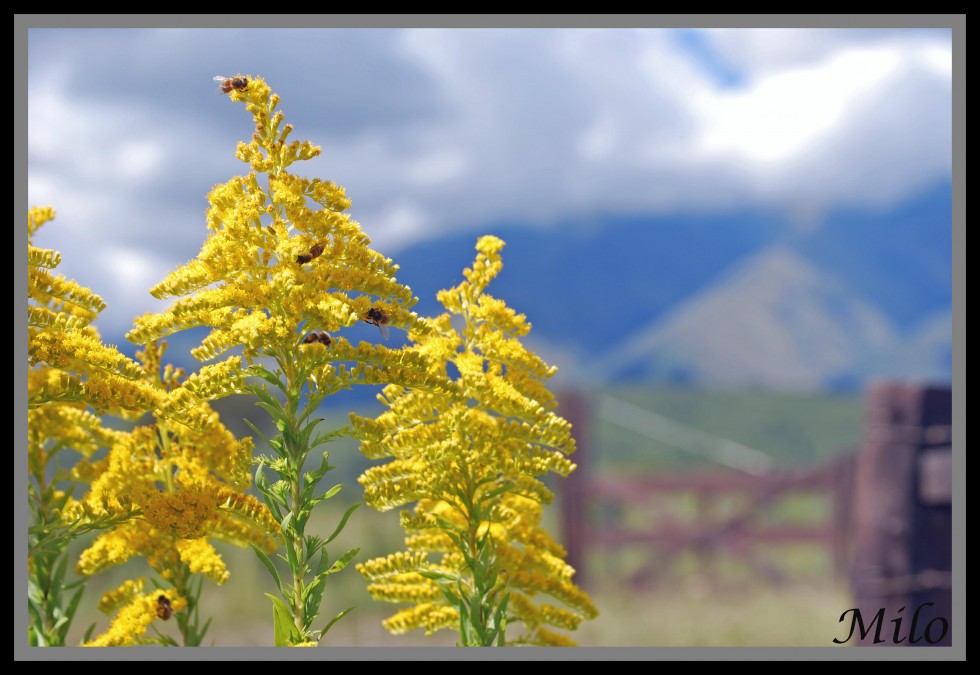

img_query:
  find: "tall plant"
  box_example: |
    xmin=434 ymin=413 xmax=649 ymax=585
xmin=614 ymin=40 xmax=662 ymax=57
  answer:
xmin=27 ymin=206 xmax=157 ymax=645
xmin=354 ymin=236 xmax=598 ymax=646
xmin=126 ymin=75 xmax=452 ymax=646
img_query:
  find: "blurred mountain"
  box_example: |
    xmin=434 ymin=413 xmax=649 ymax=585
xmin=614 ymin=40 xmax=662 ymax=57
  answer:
xmin=394 ymin=181 xmax=953 ymax=391
xmin=587 ymin=246 xmax=899 ymax=390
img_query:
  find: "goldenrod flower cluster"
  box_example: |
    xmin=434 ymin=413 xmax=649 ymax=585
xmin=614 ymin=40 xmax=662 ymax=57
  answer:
xmin=84 ymin=581 xmax=187 ymax=647
xmin=69 ymin=341 xmax=279 ymax=588
xmin=28 ymin=206 xmax=160 ymax=417
xmin=353 ymin=236 xmax=597 ymax=646
xmin=125 ymin=77 xmax=435 ymax=396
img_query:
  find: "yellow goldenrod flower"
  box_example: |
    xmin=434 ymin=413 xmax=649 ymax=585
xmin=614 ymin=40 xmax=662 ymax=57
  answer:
xmin=98 ymin=578 xmax=147 ymax=615
xmin=354 ymin=237 xmax=597 ymax=646
xmin=174 ymin=537 xmax=231 ymax=585
xmin=383 ymin=604 xmax=461 ymax=636
xmin=118 ymin=77 xmax=460 ymax=646
xmin=126 ymin=77 xmax=439 ymax=401
xmin=69 ymin=341 xmax=281 ymax=645
xmin=28 ymin=206 xmax=162 ymax=646
xmin=28 ymin=208 xmax=159 ymax=417
xmin=83 ymin=590 xmax=186 ymax=647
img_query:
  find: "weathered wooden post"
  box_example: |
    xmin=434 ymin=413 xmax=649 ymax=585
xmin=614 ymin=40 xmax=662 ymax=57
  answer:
xmin=830 ymin=452 xmax=856 ymax=579
xmin=557 ymin=389 xmax=591 ymax=588
xmin=847 ymin=383 xmax=952 ymax=646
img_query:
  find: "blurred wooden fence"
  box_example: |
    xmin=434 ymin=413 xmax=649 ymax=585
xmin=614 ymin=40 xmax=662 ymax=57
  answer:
xmin=557 ymin=382 xmax=953 ymax=639
xmin=556 ymin=390 xmax=854 ymax=589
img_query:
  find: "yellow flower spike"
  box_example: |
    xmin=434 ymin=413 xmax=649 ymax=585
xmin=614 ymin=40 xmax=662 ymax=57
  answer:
xmin=97 ymin=578 xmax=147 ymax=615
xmin=529 ymin=626 xmax=579 ymax=647
xmin=76 ymin=527 xmax=147 ymax=577
xmin=83 ymin=590 xmax=186 ymax=647
xmin=355 ymin=237 xmax=596 ymax=645
xmin=356 ymin=551 xmax=430 ymax=581
xmin=383 ymin=604 xmax=460 ymax=636
xmin=64 ymin=337 xmax=280 ymax=648
xmin=28 ymin=205 xmax=57 ymax=238
xmin=28 ymin=207 xmax=191 ymax=643
xmin=175 ymin=538 xmax=230 ymax=585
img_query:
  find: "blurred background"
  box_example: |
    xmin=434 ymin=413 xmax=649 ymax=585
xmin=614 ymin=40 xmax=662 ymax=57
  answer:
xmin=26 ymin=23 xmax=954 ymax=647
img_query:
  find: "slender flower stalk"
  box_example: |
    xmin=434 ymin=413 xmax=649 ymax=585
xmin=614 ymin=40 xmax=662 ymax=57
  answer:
xmin=353 ymin=236 xmax=598 ymax=646
xmin=126 ymin=76 xmax=451 ymax=645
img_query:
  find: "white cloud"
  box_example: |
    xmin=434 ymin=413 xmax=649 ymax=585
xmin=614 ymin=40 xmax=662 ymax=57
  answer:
xmin=345 ymin=28 xmax=953 ymax=236
xmin=691 ymin=47 xmax=903 ymax=164
xmin=405 ymin=148 xmax=470 ymax=186
xmin=26 ymin=27 xmax=953 ymax=342
xmin=114 ymin=140 xmax=166 ymax=184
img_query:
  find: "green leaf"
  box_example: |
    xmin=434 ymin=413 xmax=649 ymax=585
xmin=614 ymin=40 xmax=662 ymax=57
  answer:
xmin=297 ymin=418 xmax=323 ymax=453
xmin=51 ymin=551 xmax=69 ymax=595
xmin=253 ymin=462 xmax=284 ymax=518
xmin=157 ymin=633 xmax=181 ymax=647
xmin=284 ymin=539 xmax=299 ymax=574
xmin=418 ymin=569 xmax=458 ymax=585
xmin=251 ymin=544 xmax=285 ymax=597
xmin=82 ymin=622 xmax=97 ymax=644
xmin=62 ymin=576 xmax=88 ymax=591
xmin=254 ymin=460 xmax=271 ymax=491
xmin=320 ymin=605 xmax=356 ymax=637
xmin=302 ymin=453 xmax=335 ymax=498
xmin=457 ymin=600 xmax=471 ymax=647
xmin=248 ymin=364 xmax=288 ymax=394
xmin=243 ymin=418 xmax=281 ymax=455
xmin=326 ymin=547 xmax=359 ymax=575
xmin=301 ymin=570 xmax=326 ymax=606
xmin=198 ymin=616 xmax=214 ymax=644
xmin=302 ymin=574 xmax=326 ymax=623
xmin=323 ymin=502 xmax=361 ymax=545
xmin=266 ymin=594 xmax=302 ymax=647
xmin=480 ymin=482 xmax=514 ymax=503
xmin=26 ymin=600 xmax=43 ymax=633
xmin=55 ymin=585 xmax=85 ymax=643
xmin=304 ymin=535 xmax=325 ymax=562
xmin=319 ymin=483 xmax=343 ymax=501
xmin=310 ymin=425 xmax=352 ymax=448
xmin=247 ymin=380 xmax=283 ymax=407
xmin=280 ymin=511 xmax=294 ymax=538
xmin=433 ymin=513 xmax=463 ymax=535
xmin=256 ymin=401 xmax=287 ymax=428
xmin=434 ymin=583 xmax=459 ymax=607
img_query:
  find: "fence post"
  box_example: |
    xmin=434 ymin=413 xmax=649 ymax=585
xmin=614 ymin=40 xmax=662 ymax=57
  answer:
xmin=830 ymin=452 xmax=856 ymax=579
xmin=849 ymin=383 xmax=952 ymax=646
xmin=558 ymin=389 xmax=591 ymax=588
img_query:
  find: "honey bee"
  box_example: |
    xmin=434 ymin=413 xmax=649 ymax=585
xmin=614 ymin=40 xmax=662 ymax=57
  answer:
xmin=302 ymin=330 xmax=332 ymax=346
xmin=363 ymin=307 xmax=390 ymax=340
xmin=156 ymin=595 xmax=173 ymax=621
xmin=296 ymin=241 xmax=325 ymax=264
xmin=213 ymin=75 xmax=249 ymax=94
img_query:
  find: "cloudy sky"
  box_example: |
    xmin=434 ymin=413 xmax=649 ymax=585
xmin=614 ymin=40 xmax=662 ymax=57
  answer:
xmin=24 ymin=20 xmax=954 ymax=342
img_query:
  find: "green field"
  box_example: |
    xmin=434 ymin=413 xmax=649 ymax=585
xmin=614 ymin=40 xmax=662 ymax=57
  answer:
xmin=590 ymin=385 xmax=863 ymax=472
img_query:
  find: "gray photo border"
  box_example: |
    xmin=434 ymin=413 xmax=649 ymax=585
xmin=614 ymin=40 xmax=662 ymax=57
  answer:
xmin=15 ymin=13 xmax=965 ymax=662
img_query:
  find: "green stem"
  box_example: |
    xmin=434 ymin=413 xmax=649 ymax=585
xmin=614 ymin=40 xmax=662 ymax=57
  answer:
xmin=280 ymin=347 xmax=309 ymax=638
xmin=290 ymin=473 xmax=305 ymax=635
